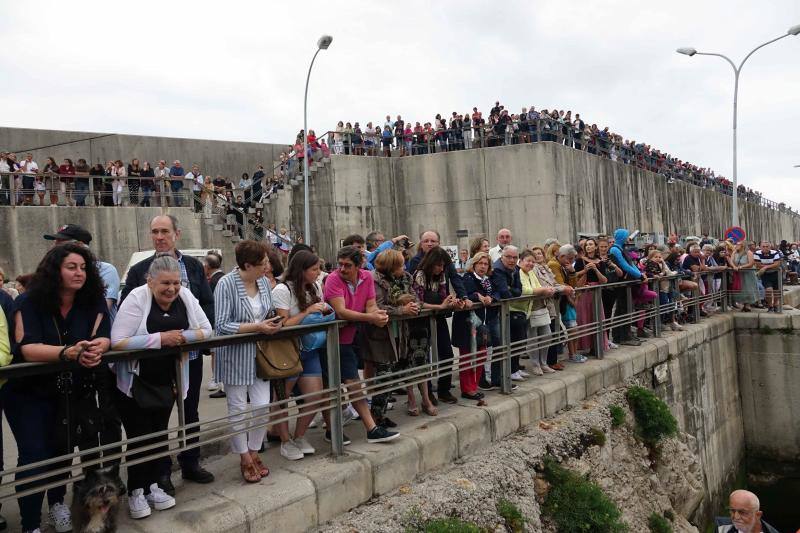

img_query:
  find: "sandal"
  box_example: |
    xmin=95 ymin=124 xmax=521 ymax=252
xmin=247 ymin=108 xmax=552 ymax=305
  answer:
xmin=240 ymin=460 xmax=261 ymax=484
xmin=422 ymin=404 xmax=438 ymax=416
xmin=250 ymin=452 xmax=269 ymax=478
xmin=407 ymin=407 xmax=419 ymax=416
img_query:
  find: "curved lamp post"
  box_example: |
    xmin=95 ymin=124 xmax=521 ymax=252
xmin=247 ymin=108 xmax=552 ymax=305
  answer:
xmin=677 ymin=24 xmax=800 ymax=227
xmin=303 ymin=34 xmax=333 ymax=245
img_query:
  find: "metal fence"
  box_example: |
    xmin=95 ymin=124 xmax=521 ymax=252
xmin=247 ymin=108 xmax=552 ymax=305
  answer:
xmin=0 ymin=268 xmax=782 ymax=503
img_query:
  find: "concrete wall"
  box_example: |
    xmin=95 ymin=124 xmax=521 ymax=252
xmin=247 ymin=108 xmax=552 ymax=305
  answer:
xmin=0 ymin=127 xmax=288 ymax=182
xmin=298 ymin=142 xmax=800 ymax=261
xmin=734 ymin=312 xmax=800 ymax=472
xmin=0 ymin=206 xmax=237 ymax=279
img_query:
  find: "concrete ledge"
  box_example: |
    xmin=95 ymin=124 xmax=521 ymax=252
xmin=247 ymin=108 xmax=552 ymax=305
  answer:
xmin=481 ymin=396 xmax=521 ymax=441
xmin=408 ymin=419 xmax=459 ymax=472
xmin=443 ymin=407 xmax=493 ymax=457
xmin=513 ymin=388 xmax=545 ymax=427
xmin=349 ymin=436 xmax=420 ymax=497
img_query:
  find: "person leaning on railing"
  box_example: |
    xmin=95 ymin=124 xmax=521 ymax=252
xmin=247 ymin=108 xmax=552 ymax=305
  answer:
xmin=110 ymin=254 xmax=212 ymax=520
xmin=7 ymin=243 xmax=112 ymax=533
xmin=213 ymin=240 xmax=283 ymax=482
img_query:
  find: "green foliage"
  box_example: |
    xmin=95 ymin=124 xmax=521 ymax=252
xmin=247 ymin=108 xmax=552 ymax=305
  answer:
xmin=541 ymin=457 xmax=628 ymax=533
xmin=587 ymin=426 xmax=607 ymax=447
xmin=625 ymin=386 xmax=678 ymax=446
xmin=421 ymin=518 xmax=484 ymax=533
xmin=609 ymin=405 xmax=626 ymax=427
xmin=648 ymin=512 xmax=673 ymax=533
xmin=496 ymin=498 xmax=525 ymax=532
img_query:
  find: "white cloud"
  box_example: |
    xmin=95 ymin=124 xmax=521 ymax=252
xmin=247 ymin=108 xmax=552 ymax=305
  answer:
xmin=1 ymin=0 xmax=798 ymax=208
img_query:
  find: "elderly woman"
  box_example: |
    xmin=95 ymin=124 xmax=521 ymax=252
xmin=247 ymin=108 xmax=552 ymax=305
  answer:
xmin=368 ymin=249 xmax=436 ymax=417
xmin=214 ymin=240 xmax=283 ymax=483
xmin=729 ymin=240 xmax=757 ymax=312
xmin=111 ymin=254 xmax=212 ymax=520
xmin=8 ymin=243 xmax=111 ymax=533
xmin=517 ymin=249 xmax=556 ymax=375
xmin=452 ymin=251 xmax=496 ymax=400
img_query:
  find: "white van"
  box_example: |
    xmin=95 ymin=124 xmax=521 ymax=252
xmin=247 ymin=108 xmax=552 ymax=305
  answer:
xmin=120 ymin=248 xmax=222 ymax=291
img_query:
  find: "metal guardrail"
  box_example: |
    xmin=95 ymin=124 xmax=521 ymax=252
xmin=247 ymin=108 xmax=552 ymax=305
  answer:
xmin=0 ymin=268 xmax=781 ymax=503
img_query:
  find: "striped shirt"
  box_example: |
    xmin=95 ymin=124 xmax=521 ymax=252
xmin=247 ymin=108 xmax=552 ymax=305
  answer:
xmin=213 ymin=270 xmax=274 ymax=386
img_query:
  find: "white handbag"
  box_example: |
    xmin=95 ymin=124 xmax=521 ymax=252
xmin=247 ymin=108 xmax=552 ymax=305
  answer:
xmin=529 ymin=307 xmax=551 ymax=328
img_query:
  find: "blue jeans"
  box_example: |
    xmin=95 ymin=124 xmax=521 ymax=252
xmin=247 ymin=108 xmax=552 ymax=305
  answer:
xmin=74 ymin=181 xmax=89 ymax=206
xmin=141 ymin=185 xmax=153 ymax=206
xmin=4 ymin=389 xmax=69 ymax=531
xmin=170 ymin=181 xmax=183 ymax=206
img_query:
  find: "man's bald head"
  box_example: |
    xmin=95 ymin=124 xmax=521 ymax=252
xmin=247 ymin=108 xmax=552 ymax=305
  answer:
xmin=497 ymin=228 xmax=512 ymax=246
xmin=729 ymin=490 xmax=762 ymax=532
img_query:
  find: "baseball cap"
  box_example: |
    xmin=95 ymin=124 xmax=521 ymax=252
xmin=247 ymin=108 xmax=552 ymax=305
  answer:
xmin=43 ymin=224 xmax=92 ymax=244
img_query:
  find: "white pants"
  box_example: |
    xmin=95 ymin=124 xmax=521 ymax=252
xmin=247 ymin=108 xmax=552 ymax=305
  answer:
xmin=463 ymin=131 xmax=471 ymax=149
xmin=112 ymin=179 xmax=124 ymax=205
xmin=226 ymin=380 xmax=271 ymax=454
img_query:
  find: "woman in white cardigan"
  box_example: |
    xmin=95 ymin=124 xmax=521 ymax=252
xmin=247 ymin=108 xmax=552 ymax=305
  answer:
xmin=110 ymin=255 xmax=212 ymax=520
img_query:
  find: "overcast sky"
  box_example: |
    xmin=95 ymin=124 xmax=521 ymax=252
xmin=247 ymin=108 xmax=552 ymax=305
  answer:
xmin=1 ymin=0 xmax=798 ymax=209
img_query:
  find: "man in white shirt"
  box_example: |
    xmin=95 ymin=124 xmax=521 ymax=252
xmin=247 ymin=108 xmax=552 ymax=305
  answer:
xmin=489 ymin=228 xmax=513 ymax=263
xmin=186 ymin=164 xmax=204 ymax=213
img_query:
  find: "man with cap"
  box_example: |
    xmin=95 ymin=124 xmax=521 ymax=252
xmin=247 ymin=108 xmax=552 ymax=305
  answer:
xmin=119 ymin=214 xmax=215 ymax=492
xmin=41 ymin=223 xmax=124 ymax=478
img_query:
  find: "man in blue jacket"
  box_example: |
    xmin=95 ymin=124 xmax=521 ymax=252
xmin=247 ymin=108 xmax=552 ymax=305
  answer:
xmin=488 ymin=245 xmax=523 ymax=389
xmin=608 ymin=229 xmax=645 ymax=346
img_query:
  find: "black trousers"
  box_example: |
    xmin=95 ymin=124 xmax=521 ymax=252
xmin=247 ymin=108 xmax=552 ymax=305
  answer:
xmin=160 ymin=355 xmax=202 ymax=476
xmin=115 ymin=387 xmax=172 ymax=495
xmin=490 ymin=312 xmax=526 ymax=386
xmin=435 ymin=316 xmax=455 ymax=394
xmin=609 ymin=287 xmax=632 ymax=342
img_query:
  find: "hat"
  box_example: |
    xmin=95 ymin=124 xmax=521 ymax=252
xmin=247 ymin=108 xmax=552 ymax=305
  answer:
xmin=43 ymin=224 xmax=92 ymax=244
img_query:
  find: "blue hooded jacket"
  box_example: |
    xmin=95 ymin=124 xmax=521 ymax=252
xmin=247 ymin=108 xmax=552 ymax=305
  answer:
xmin=609 ymin=229 xmax=643 ymax=280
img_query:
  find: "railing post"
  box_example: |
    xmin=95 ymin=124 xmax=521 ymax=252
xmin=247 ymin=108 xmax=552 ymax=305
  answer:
xmin=88 ymin=177 xmax=95 ymax=206
xmin=692 ymin=279 xmax=701 ymax=323
xmin=9 ymin=173 xmax=15 ymax=206
xmin=652 ymin=279 xmax=662 ymax=338
xmin=592 ymin=286 xmax=604 ymax=359
xmin=625 ymin=284 xmax=634 ymax=335
xmin=500 ymin=300 xmax=512 ymax=395
xmin=778 ymin=265 xmax=784 ymax=314
xmin=175 ymin=352 xmax=187 ymax=452
xmin=428 ymin=313 xmax=439 ymax=382
xmin=325 ymin=323 xmax=344 ymax=457
xmin=721 ymin=270 xmax=729 ymax=313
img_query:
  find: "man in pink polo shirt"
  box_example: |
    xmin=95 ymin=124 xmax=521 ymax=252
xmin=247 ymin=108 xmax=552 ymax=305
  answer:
xmin=323 ymin=245 xmax=399 ymax=443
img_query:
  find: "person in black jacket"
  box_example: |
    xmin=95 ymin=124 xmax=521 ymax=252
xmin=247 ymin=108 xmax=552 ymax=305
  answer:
xmin=406 ymin=230 xmax=470 ymax=404
xmin=715 ymin=489 xmax=779 ymax=533
xmin=489 ymin=245 xmax=523 ymax=389
xmin=118 ymin=215 xmax=215 ymax=493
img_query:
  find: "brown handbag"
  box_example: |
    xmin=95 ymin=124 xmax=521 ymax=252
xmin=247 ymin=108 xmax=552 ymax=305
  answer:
xmin=255 ymin=337 xmax=302 ymax=380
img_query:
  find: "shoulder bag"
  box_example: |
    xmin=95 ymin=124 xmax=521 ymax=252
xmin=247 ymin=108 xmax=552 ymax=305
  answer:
xmin=256 ymin=337 xmax=302 ymax=380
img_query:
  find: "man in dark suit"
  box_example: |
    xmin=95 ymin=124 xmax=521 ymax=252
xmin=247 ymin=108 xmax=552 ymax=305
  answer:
xmin=119 ymin=214 xmax=215 ymax=493
xmin=715 ymin=489 xmax=779 ymax=533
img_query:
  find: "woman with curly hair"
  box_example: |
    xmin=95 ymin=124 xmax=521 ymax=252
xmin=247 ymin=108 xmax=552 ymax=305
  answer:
xmin=7 ymin=243 xmax=111 ymax=533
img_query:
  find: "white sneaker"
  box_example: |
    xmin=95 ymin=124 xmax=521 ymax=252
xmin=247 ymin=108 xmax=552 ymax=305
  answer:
xmin=519 ymin=370 xmax=531 ymax=378
xmin=128 ymin=488 xmax=152 ymax=519
xmin=531 ymin=366 xmax=544 ymax=376
xmin=49 ymin=502 xmax=73 ymax=532
xmin=541 ymin=365 xmax=556 ymax=374
xmin=510 ymin=371 xmax=526 ymax=381
xmin=293 ymin=436 xmax=316 ymax=454
xmin=347 ymin=404 xmax=360 ymax=420
xmin=207 ymin=379 xmax=220 ymax=391
xmin=308 ymin=411 xmax=322 ymax=428
xmin=280 ymin=440 xmax=304 ymax=461
xmin=146 ymin=483 xmax=176 ymax=511
xmin=608 ymin=342 xmax=619 ymax=349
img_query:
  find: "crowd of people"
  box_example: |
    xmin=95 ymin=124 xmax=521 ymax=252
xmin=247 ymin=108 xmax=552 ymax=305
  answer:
xmin=322 ymin=102 xmax=792 ymax=214
xmin=0 ymin=215 xmax=796 ymax=532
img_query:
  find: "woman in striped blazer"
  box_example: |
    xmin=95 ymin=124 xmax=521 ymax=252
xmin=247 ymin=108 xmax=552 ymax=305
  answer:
xmin=214 ymin=240 xmax=283 ymax=483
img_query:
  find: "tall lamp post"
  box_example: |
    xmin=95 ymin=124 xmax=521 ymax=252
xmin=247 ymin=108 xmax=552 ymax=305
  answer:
xmin=677 ymin=24 xmax=800 ymax=228
xmin=303 ymin=34 xmax=333 ymax=246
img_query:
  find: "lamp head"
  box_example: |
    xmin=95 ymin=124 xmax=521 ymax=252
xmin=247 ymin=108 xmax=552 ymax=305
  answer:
xmin=676 ymin=47 xmax=697 ymax=57
xmin=788 ymin=24 xmax=800 ymax=36
xmin=317 ymin=35 xmax=333 ymax=50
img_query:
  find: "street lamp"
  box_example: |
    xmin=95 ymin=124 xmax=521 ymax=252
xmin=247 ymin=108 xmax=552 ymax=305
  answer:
xmin=303 ymin=34 xmax=333 ymax=246
xmin=677 ymin=24 xmax=800 ymax=228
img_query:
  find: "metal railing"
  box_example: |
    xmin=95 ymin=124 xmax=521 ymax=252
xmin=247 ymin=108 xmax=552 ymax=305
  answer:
xmin=0 ymin=268 xmax=774 ymax=504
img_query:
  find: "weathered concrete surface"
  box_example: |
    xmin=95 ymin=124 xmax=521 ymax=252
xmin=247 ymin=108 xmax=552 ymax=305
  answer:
xmin=735 ymin=312 xmax=800 ymax=468
xmin=0 ymin=206 xmax=236 ymax=278
xmin=292 ymin=142 xmax=800 ymax=262
xmin=0 ymin=126 xmax=286 ymax=181
xmin=98 ymin=299 xmax=796 ymax=533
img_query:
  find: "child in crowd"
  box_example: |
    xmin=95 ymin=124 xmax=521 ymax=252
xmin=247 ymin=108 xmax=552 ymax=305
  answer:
xmin=644 ymin=249 xmax=683 ymax=331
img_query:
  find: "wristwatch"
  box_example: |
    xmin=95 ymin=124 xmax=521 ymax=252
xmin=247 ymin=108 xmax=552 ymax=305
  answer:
xmin=58 ymin=345 xmax=71 ymax=362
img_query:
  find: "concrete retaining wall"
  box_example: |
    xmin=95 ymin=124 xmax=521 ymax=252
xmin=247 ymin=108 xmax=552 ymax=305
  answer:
xmin=297 ymin=143 xmax=800 ymax=262
xmin=0 ymin=127 xmax=287 ymax=181
xmin=0 ymin=206 xmax=237 ymax=279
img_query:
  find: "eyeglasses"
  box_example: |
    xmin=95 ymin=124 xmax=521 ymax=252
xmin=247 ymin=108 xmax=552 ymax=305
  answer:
xmin=728 ymin=508 xmax=754 ymax=518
